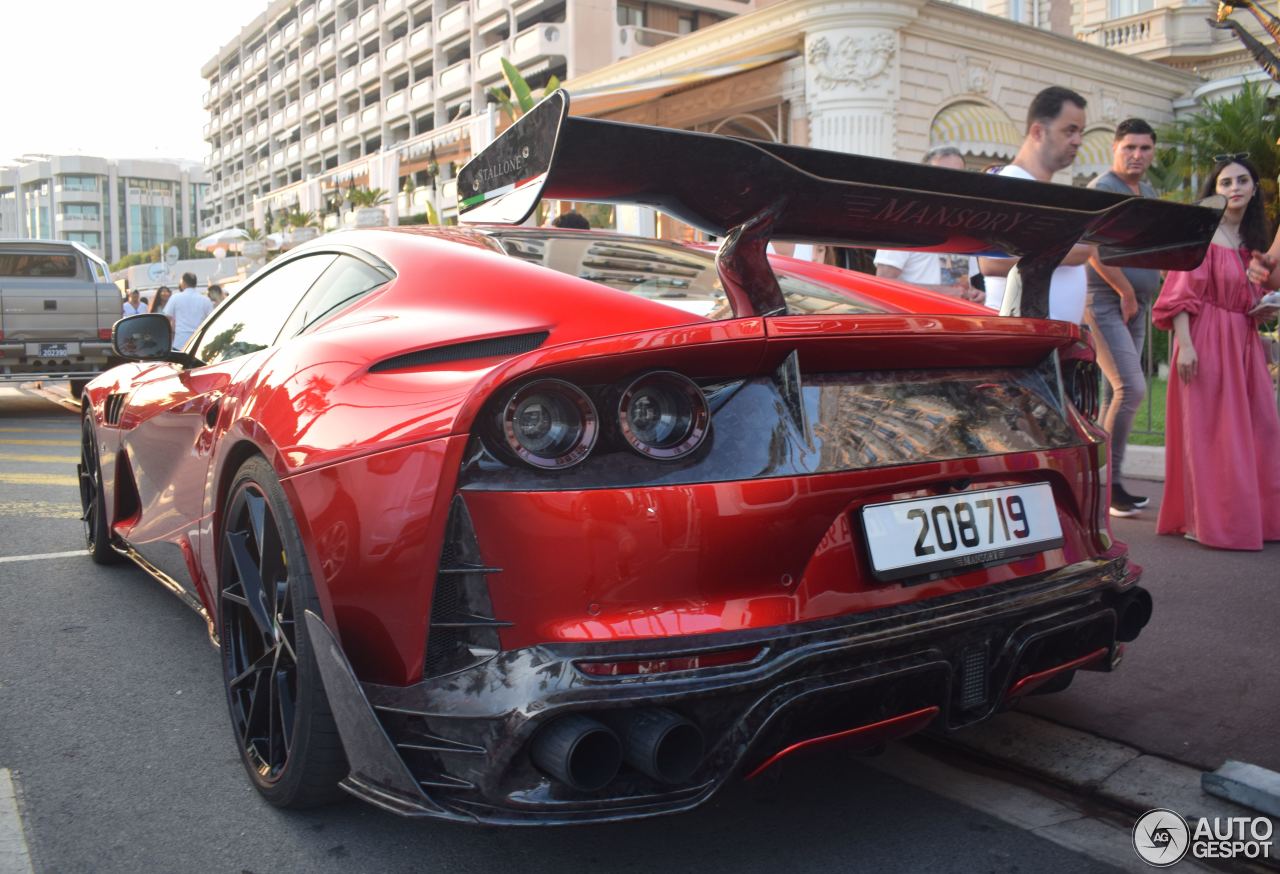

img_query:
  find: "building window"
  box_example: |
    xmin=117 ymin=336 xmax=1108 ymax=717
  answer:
xmin=1108 ymin=0 xmax=1153 ymax=17
xmin=65 ymin=231 xmax=101 ymax=249
xmin=62 ymin=204 xmax=100 ymax=221
xmin=617 ymin=3 xmax=644 ymax=26
xmin=60 ymin=174 xmax=100 ymax=192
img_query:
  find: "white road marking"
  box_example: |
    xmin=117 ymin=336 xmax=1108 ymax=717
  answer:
xmin=0 ymin=501 xmax=81 ymax=519
xmin=0 ymin=550 xmax=85 ymax=564
xmin=0 ymin=769 xmax=35 ymax=874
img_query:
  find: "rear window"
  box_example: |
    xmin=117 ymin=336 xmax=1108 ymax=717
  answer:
xmin=0 ymin=253 xmax=80 ymax=278
xmin=486 ymin=230 xmax=887 ymax=319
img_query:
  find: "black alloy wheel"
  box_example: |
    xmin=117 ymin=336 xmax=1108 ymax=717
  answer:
xmin=78 ymin=414 xmax=119 ymax=564
xmin=219 ymin=456 xmax=346 ymax=807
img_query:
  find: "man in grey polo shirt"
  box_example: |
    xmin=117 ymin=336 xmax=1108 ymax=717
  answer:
xmin=164 ymin=271 xmax=213 ymax=350
xmin=1085 ymin=118 xmax=1162 ymax=517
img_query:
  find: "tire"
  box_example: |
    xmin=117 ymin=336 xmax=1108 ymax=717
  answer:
xmin=69 ymin=379 xmax=88 ymax=399
xmin=78 ymin=415 xmax=121 ymax=565
xmin=218 ymin=456 xmax=348 ymax=808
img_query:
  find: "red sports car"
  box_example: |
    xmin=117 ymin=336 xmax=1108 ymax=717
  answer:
xmin=79 ymin=92 xmax=1217 ymax=824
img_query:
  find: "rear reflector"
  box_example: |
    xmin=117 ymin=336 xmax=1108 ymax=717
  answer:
xmin=99 ymin=328 xmax=112 ymax=340
xmin=576 ymin=645 xmax=763 ymax=677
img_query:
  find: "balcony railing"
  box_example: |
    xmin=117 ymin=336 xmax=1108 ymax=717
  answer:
xmin=385 ymin=92 xmax=406 ymax=115
xmin=321 ymin=125 xmax=337 ymax=146
xmin=360 ymin=105 xmax=381 ymax=129
xmin=615 ymin=25 xmax=679 ymax=59
xmin=409 ymin=24 xmax=432 ymax=55
xmin=339 ymin=21 xmax=356 ymax=44
xmin=359 ymin=7 xmax=378 ymax=33
xmin=437 ymin=3 xmax=469 ymax=40
xmin=438 ymin=59 xmax=470 ymax=96
xmin=359 ymin=55 xmax=380 ymax=83
xmin=511 ymin=22 xmax=564 ymax=64
xmin=408 ymin=79 xmax=433 ymax=108
xmin=384 ymin=38 xmax=405 ymax=66
xmin=320 ymin=81 xmax=336 ymax=102
xmin=476 ymin=43 xmax=507 ymax=79
xmin=340 ymin=67 xmax=358 ymax=91
xmin=319 ymin=36 xmax=335 ymax=56
xmin=340 ymin=116 xmax=358 ymax=137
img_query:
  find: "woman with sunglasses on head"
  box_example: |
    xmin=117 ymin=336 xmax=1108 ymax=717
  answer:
xmin=1151 ymin=154 xmax=1280 ymax=550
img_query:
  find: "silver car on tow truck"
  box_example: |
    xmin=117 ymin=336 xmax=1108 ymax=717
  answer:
xmin=0 ymin=239 xmax=122 ymax=397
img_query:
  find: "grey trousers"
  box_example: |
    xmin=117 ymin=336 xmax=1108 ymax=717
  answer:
xmin=1084 ymin=290 xmax=1150 ymax=477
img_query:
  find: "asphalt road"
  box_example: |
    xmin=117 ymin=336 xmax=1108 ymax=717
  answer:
xmin=0 ymin=386 xmax=1133 ymax=873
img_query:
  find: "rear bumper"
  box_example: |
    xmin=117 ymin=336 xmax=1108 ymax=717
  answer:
xmin=0 ymin=341 xmax=114 ymax=379
xmin=307 ymin=553 xmax=1145 ymax=825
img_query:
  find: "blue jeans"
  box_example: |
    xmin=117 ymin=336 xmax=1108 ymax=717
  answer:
xmin=1085 ymin=290 xmax=1150 ymax=476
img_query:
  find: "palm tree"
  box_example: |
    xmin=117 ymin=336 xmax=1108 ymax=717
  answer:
xmin=487 ymin=58 xmax=560 ymax=123
xmin=348 ymin=187 xmax=390 ymax=208
xmin=1157 ymin=80 xmax=1280 ymax=222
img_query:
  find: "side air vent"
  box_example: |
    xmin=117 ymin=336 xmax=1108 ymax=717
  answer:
xmin=371 ymin=331 xmax=549 ymax=373
xmin=423 ymin=496 xmax=509 ymax=678
xmin=104 ymin=392 xmax=127 ymax=426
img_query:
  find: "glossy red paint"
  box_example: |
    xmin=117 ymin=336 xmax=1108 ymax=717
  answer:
xmin=83 ymin=226 xmax=1118 ymax=688
xmin=282 ymin=435 xmax=469 ymax=685
xmin=463 ymin=445 xmax=1109 ymax=650
xmin=744 ymin=705 xmax=941 ymax=779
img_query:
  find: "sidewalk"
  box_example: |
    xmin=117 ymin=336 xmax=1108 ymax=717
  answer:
xmin=1012 ymin=447 xmax=1280 ymax=774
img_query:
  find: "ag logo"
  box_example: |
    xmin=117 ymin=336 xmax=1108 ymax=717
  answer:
xmin=1133 ymin=808 xmax=1191 ymax=866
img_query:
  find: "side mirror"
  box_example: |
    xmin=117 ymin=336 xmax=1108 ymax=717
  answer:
xmin=112 ymin=314 xmax=202 ymax=367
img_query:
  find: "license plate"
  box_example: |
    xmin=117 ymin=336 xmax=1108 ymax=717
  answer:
xmin=29 ymin=342 xmax=78 ymax=357
xmin=860 ymin=484 xmax=1064 ymax=581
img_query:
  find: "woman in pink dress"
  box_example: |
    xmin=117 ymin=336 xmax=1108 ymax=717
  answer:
xmin=1152 ymin=156 xmax=1280 ymax=549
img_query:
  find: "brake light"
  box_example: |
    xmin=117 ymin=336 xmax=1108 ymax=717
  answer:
xmin=98 ymin=328 xmax=112 ymax=340
xmin=576 ymin=645 xmax=763 ymax=677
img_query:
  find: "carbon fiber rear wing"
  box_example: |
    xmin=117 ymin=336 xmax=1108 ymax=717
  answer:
xmin=458 ymin=90 xmax=1219 ymax=319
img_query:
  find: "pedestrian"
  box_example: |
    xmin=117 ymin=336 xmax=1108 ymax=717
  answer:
xmin=149 ymin=286 xmax=172 ymax=314
xmin=980 ymin=86 xmax=1093 ymax=322
xmin=874 ymin=146 xmax=984 ymax=302
xmin=1152 ymin=154 xmax=1280 ymax=550
xmin=551 ymin=210 xmax=590 ymax=230
xmin=122 ymin=288 xmax=146 ymax=317
xmin=1084 ymin=118 xmax=1163 ymax=517
xmin=164 ymin=271 xmax=213 ymax=351
xmin=207 ymin=283 xmax=225 ymax=307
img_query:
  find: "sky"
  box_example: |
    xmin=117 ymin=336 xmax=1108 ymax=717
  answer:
xmin=1 ymin=0 xmax=274 ymax=166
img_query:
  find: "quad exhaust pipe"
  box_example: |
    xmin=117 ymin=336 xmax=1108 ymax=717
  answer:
xmin=531 ymin=709 xmax=704 ymax=791
xmin=610 ymin=708 xmax=704 ymax=785
xmin=1115 ymin=587 xmax=1152 ymax=642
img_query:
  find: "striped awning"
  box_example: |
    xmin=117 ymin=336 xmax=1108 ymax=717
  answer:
xmin=1073 ymin=127 xmax=1116 ymax=179
xmin=929 ymin=102 xmax=1020 ymax=160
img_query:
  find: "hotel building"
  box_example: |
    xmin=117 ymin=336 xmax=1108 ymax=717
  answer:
xmin=200 ymin=0 xmax=1275 ymax=235
xmin=0 ymin=156 xmax=208 ymax=264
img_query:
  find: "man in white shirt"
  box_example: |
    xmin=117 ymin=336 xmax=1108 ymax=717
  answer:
xmin=122 ymin=289 xmax=146 ymax=317
xmin=874 ymin=146 xmax=983 ymax=302
xmin=980 ymin=86 xmax=1095 ymax=323
xmin=164 ymin=272 xmax=213 ymax=350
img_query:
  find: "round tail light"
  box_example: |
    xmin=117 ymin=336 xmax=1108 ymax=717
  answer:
xmin=501 ymin=379 xmax=598 ymax=469
xmin=617 ymin=371 xmax=710 ymax=460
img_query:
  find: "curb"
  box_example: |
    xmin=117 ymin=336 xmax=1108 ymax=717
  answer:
xmin=1123 ymin=443 xmax=1165 ymax=483
xmin=938 ymin=711 xmax=1280 ymax=844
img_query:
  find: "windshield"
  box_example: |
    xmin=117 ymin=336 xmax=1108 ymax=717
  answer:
xmin=485 ymin=229 xmax=891 ymax=320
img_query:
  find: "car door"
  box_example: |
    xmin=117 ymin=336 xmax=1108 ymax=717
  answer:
xmin=120 ymin=254 xmax=337 ymax=597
